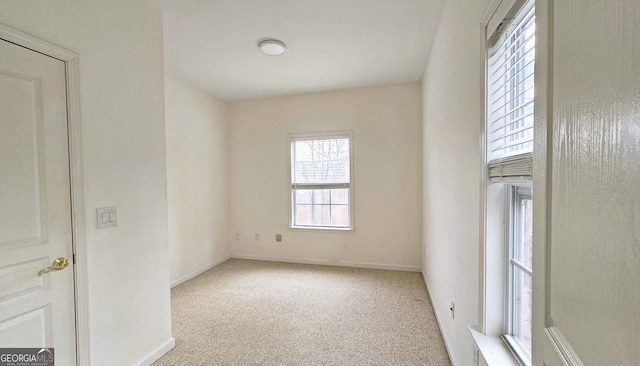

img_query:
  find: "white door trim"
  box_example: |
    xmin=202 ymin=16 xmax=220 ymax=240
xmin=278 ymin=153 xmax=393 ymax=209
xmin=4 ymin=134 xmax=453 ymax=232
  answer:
xmin=0 ymin=24 xmax=90 ymax=366
xmin=530 ymin=0 xmax=575 ymax=365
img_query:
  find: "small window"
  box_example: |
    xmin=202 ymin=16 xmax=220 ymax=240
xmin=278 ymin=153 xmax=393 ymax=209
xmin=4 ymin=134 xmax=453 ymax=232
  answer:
xmin=505 ymin=185 xmax=533 ymax=363
xmin=289 ymin=132 xmax=353 ymax=230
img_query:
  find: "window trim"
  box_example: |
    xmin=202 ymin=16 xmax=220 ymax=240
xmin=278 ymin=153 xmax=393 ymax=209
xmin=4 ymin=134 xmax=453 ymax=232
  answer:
xmin=287 ymin=130 xmax=355 ymax=231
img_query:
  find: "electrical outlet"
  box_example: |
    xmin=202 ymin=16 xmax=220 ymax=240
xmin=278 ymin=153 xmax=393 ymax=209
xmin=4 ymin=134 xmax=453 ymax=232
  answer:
xmin=276 ymin=234 xmax=282 ymax=242
xmin=450 ymin=301 xmax=455 ymax=319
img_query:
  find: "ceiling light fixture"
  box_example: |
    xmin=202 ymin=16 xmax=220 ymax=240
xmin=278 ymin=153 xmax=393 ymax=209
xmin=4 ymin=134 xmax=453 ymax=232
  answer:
xmin=258 ymin=39 xmax=286 ymax=56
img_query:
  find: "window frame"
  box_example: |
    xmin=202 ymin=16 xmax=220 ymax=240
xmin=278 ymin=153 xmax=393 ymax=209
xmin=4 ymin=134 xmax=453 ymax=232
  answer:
xmin=475 ymin=0 xmax=536 ymax=365
xmin=287 ymin=131 xmax=354 ymax=231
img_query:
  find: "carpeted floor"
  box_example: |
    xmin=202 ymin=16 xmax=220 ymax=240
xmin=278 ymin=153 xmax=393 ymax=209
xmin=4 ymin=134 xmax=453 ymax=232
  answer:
xmin=153 ymin=259 xmax=451 ymax=365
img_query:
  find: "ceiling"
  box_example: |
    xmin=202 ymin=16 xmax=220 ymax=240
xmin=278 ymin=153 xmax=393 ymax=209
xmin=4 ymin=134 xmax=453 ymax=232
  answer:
xmin=150 ymin=0 xmax=444 ymax=101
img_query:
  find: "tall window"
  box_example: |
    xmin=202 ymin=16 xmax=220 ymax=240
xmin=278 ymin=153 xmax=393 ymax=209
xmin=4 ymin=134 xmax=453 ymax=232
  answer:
xmin=289 ymin=132 xmax=353 ymax=229
xmin=485 ymin=0 xmax=535 ymax=364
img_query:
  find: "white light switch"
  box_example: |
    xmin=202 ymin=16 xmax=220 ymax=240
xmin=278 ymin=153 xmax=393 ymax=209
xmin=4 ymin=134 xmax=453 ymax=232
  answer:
xmin=97 ymin=206 xmax=118 ymax=229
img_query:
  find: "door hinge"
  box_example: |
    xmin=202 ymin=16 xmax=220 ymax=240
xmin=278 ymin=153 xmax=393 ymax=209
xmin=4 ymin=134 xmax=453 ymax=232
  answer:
xmin=73 ymin=254 xmax=77 ymax=264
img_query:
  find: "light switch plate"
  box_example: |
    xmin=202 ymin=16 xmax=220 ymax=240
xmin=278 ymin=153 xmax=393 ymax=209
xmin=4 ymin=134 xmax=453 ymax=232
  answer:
xmin=96 ymin=206 xmax=118 ymax=229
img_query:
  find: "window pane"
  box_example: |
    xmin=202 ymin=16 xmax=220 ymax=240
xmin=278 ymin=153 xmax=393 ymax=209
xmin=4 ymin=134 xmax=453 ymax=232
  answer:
xmin=331 ymin=205 xmax=349 ymax=227
xmin=506 ymin=185 xmax=532 ymax=362
xmin=512 ymin=268 xmax=532 ymax=356
xmin=291 ymin=138 xmax=350 ymax=184
xmin=313 ymin=205 xmax=330 ymax=226
xmin=313 ymin=189 xmax=330 ymax=204
xmin=294 ymin=189 xmax=312 ymax=204
xmin=330 ymin=189 xmax=349 ymax=204
xmin=295 ymin=204 xmax=313 ymax=226
xmin=294 ymin=188 xmax=351 ymax=227
xmin=513 ymin=196 xmax=532 ymax=271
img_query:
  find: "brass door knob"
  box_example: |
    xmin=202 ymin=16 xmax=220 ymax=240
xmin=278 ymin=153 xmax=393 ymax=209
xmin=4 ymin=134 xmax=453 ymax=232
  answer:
xmin=42 ymin=257 xmax=69 ymax=274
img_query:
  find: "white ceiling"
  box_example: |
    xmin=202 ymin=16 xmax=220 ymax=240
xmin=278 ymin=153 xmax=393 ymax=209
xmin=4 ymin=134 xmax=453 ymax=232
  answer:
xmin=150 ymin=0 xmax=444 ymax=101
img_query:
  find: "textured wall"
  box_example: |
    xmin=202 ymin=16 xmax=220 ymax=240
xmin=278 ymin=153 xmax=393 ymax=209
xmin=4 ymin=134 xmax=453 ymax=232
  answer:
xmin=165 ymin=76 xmax=230 ymax=286
xmin=228 ymin=84 xmax=423 ymax=269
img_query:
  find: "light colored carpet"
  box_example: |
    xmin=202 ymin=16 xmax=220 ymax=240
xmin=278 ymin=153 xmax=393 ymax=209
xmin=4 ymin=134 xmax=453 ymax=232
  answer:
xmin=153 ymin=259 xmax=451 ymax=365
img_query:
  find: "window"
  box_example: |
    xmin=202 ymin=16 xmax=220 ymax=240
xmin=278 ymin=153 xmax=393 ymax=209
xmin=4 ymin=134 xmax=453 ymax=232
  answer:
xmin=289 ymin=132 xmax=353 ymax=230
xmin=505 ymin=185 xmax=533 ymax=361
xmin=482 ymin=0 xmax=535 ymax=364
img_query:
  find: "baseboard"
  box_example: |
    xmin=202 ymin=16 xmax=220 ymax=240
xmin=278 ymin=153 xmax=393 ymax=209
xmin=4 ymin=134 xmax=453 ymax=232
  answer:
xmin=134 ymin=337 xmax=175 ymax=366
xmin=170 ymin=256 xmax=231 ymax=288
xmin=230 ymin=254 xmax=421 ymax=272
xmin=422 ymin=272 xmax=457 ymax=366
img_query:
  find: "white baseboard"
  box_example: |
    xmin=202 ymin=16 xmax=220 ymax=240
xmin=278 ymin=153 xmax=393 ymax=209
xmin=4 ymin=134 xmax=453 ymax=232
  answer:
xmin=170 ymin=256 xmax=231 ymax=288
xmin=230 ymin=254 xmax=421 ymax=272
xmin=134 ymin=337 xmax=175 ymax=366
xmin=422 ymin=272 xmax=457 ymax=366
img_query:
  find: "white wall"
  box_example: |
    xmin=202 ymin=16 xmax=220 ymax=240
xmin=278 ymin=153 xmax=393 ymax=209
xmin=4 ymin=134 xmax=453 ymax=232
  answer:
xmin=164 ymin=76 xmax=230 ymax=286
xmin=421 ymin=0 xmax=491 ymax=364
xmin=228 ymin=84 xmax=423 ymax=270
xmin=0 ymin=2 xmax=172 ymax=365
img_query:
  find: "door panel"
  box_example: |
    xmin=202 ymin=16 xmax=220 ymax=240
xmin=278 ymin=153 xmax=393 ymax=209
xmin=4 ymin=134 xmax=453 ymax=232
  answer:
xmin=0 ymin=68 xmax=46 ymax=247
xmin=536 ymin=0 xmax=640 ymax=364
xmin=0 ymin=38 xmax=76 ymax=364
xmin=0 ymin=306 xmax=52 ymax=346
xmin=0 ymin=258 xmax=49 ymax=301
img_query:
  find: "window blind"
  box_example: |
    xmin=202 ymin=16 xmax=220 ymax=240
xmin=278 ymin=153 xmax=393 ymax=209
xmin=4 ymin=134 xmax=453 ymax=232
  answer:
xmin=291 ymin=137 xmax=350 ymax=189
xmin=487 ymin=0 xmax=535 ymax=182
xmin=488 ymin=152 xmax=533 ymax=182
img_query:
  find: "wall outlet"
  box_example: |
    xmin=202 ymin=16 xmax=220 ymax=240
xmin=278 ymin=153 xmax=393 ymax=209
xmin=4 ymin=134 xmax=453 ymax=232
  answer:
xmin=450 ymin=301 xmax=455 ymax=319
xmin=255 ymin=233 xmax=260 ymax=241
xmin=276 ymin=234 xmax=282 ymax=242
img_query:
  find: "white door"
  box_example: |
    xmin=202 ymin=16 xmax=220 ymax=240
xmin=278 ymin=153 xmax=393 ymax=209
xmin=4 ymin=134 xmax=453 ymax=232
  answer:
xmin=533 ymin=0 xmax=640 ymax=365
xmin=0 ymin=39 xmax=77 ymax=364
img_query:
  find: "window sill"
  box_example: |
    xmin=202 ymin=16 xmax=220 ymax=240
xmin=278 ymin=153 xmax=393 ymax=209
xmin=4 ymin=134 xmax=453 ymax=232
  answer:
xmin=468 ymin=326 xmax=520 ymax=366
xmin=288 ymin=226 xmax=355 ymax=232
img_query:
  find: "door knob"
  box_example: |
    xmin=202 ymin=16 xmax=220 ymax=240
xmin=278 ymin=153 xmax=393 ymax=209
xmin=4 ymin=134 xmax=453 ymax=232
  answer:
xmin=42 ymin=257 xmax=69 ymax=274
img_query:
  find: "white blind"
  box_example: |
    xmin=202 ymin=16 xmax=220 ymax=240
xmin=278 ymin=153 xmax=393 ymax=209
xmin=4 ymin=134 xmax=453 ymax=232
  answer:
xmin=487 ymin=0 xmax=535 ymax=181
xmin=291 ymin=137 xmax=350 ymax=189
xmin=488 ymin=152 xmax=533 ymax=182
